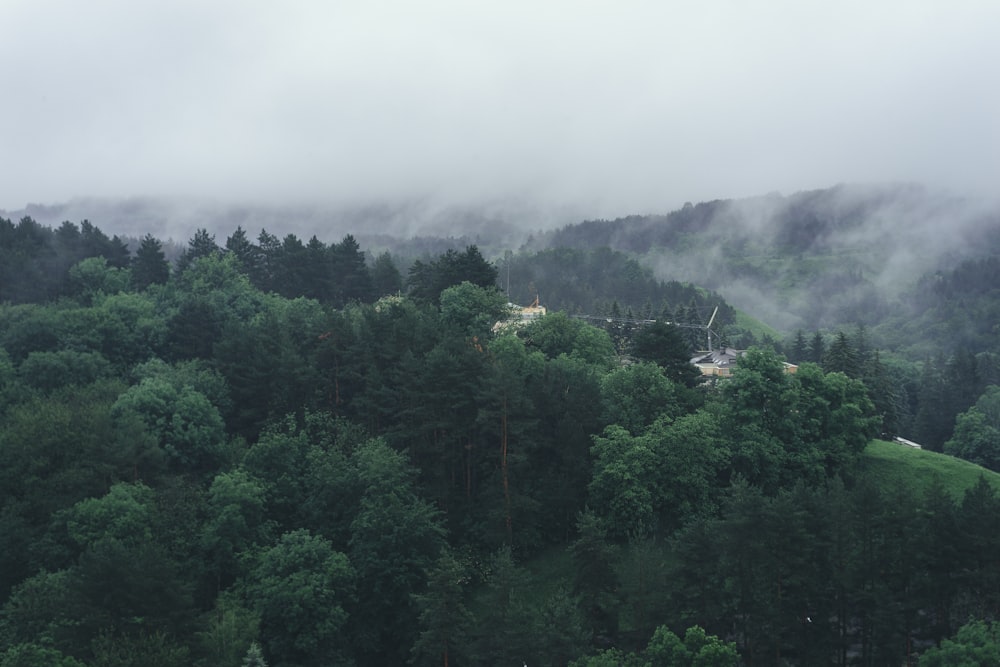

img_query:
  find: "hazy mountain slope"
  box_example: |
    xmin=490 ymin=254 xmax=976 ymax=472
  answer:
xmin=542 ymin=184 xmax=1000 ymax=332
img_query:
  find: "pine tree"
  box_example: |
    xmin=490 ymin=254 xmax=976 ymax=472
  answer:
xmin=823 ymin=331 xmax=859 ymax=378
xmin=131 ymin=234 xmax=170 ymax=290
xmin=809 ymin=331 xmax=826 ymax=365
xmin=243 ymin=641 xmax=267 ymax=667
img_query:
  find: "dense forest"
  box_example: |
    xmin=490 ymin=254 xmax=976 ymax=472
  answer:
xmin=2 ymin=207 xmax=1000 ymax=666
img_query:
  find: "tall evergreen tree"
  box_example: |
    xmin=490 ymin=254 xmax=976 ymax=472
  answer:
xmin=131 ymin=234 xmax=170 ymax=290
xmin=175 ymin=228 xmax=221 ymax=274
xmin=370 ymin=251 xmax=403 ymax=298
xmin=809 ymin=331 xmax=826 ymax=364
xmin=823 ymin=331 xmax=859 ymax=378
xmin=330 ymin=234 xmax=373 ymax=307
xmin=225 ymin=226 xmax=261 ymax=276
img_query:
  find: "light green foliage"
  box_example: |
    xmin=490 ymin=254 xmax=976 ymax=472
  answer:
xmin=68 ymin=256 xmax=129 ymax=302
xmin=242 ymin=641 xmax=267 ymax=667
xmin=112 ymin=376 xmax=226 ymax=472
xmin=590 ymin=425 xmax=658 ymax=538
xmin=92 ymin=291 xmax=167 ymax=368
xmin=920 ymin=618 xmax=1000 ymax=666
xmin=571 ymin=624 xmax=737 ymax=667
xmin=89 ymin=629 xmax=190 ymax=667
xmin=590 ymin=412 xmax=727 ymax=538
xmin=862 ymin=440 xmax=1000 ymax=500
xmin=521 ymin=312 xmax=616 ymax=369
xmin=600 ymin=362 xmax=683 ymax=435
xmin=133 ymin=358 xmax=232 ymax=416
xmin=0 ymin=642 xmax=85 ymax=667
xmin=202 ymin=470 xmax=270 ymax=586
xmin=646 ymin=625 xmax=691 ymax=665
xmin=946 ymin=385 xmax=1000 ymax=471
xmin=62 ymin=482 xmax=156 ymax=548
xmin=195 ymin=592 xmax=261 ymax=667
xmin=722 ymin=349 xmax=878 ymax=489
xmin=569 ymin=647 xmax=649 ymax=667
xmin=439 ymin=281 xmax=509 ymax=339
xmin=18 ymin=350 xmax=112 ymax=393
xmin=247 ymin=529 xmax=355 ymax=667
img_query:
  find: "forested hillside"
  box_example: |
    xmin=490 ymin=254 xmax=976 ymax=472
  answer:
xmin=2 ymin=214 xmax=1000 ymax=665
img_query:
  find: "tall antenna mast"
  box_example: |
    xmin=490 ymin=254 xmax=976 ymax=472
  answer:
xmin=504 ymin=250 xmax=512 ymax=300
xmin=706 ymin=306 xmax=719 ymax=352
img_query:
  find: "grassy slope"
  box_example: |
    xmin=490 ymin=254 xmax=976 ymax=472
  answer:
xmin=731 ymin=309 xmax=784 ymax=343
xmin=861 ymin=439 xmax=1000 ymax=500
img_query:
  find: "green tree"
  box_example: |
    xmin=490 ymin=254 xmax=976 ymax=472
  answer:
xmin=631 ymin=320 xmax=700 ymax=386
xmin=945 ymin=385 xmax=1000 ymax=470
xmin=920 ymin=618 xmax=1000 ymax=667
xmin=569 ymin=511 xmax=620 ymax=641
xmin=68 ymin=257 xmax=129 ymax=303
xmin=176 ymin=228 xmax=222 ymax=274
xmin=330 ymin=234 xmax=373 ymax=306
xmin=599 ymin=362 xmax=683 ymax=435
xmin=439 ymin=281 xmax=509 ymax=340
xmin=0 ymin=643 xmax=85 ymax=667
xmin=408 ymin=246 xmax=497 ymax=304
xmin=410 ymin=548 xmax=474 ymax=667
xmin=369 ymin=251 xmax=402 ymax=297
xmin=201 ymin=470 xmax=270 ymax=592
xmin=131 ymin=234 xmax=170 ymax=291
xmin=348 ymin=439 xmax=446 ymax=664
xmin=823 ymin=330 xmax=859 ymax=378
xmin=225 ymin=226 xmax=261 ymax=277
xmin=242 ymin=642 xmax=267 ymax=667
xmin=469 ymin=545 xmax=534 ymax=666
xmin=589 ymin=425 xmax=658 ymax=538
xmin=17 ymin=350 xmax=112 ymax=393
xmin=195 ymin=592 xmax=261 ymax=667
xmin=246 ymin=529 xmax=355 ymax=667
xmin=111 ymin=376 xmax=228 ymax=473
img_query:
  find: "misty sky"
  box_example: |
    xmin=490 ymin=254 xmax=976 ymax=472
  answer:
xmin=3 ymin=1 xmax=998 ymax=219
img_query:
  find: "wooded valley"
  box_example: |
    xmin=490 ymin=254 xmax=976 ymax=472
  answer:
xmin=3 ymin=187 xmax=1000 ymax=665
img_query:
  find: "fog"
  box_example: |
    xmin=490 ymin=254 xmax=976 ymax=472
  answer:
xmin=2 ymin=1 xmax=999 ymax=225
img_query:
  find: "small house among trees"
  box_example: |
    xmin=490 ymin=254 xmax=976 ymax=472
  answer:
xmin=690 ymin=347 xmax=798 ymax=377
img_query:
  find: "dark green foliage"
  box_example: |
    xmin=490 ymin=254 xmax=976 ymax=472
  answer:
xmin=920 ymin=618 xmax=1000 ymax=666
xmin=0 ymin=642 xmax=86 ymax=667
xmin=630 ymin=320 xmax=700 ymax=386
xmin=131 ymin=234 xmax=170 ymax=291
xmin=407 ymin=245 xmax=498 ymax=304
xmin=946 ymin=386 xmax=1000 ymax=471
xmin=225 ymin=226 xmax=261 ymax=277
xmin=369 ymin=251 xmax=402 ymax=297
xmin=246 ymin=530 xmax=355 ymax=667
xmin=410 ymin=548 xmax=474 ymax=667
xmin=5 ymin=218 xmax=1000 ymax=666
xmin=0 ymin=217 xmax=129 ymax=303
xmin=175 ymin=229 xmax=222 ymax=275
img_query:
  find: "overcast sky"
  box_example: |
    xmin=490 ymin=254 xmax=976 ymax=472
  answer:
xmin=2 ymin=1 xmax=998 ymax=219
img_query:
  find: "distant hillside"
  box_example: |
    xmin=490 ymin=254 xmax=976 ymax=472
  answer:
xmin=861 ymin=439 xmax=1000 ymax=500
xmin=541 ymin=184 xmax=1000 ymax=333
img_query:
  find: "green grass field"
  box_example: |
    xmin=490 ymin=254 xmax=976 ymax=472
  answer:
xmin=861 ymin=439 xmax=1000 ymax=500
